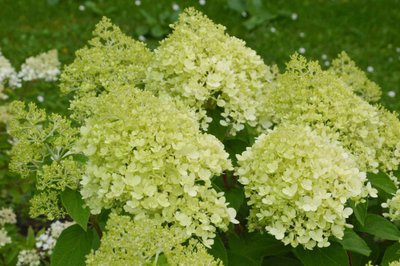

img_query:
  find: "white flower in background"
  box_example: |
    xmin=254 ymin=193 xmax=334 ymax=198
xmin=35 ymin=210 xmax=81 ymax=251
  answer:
xmin=321 ymin=54 xmax=328 ymax=60
xmin=396 ymin=47 xmax=400 ymax=53
xmin=298 ymin=47 xmax=306 ymax=54
xmin=324 ymin=61 xmax=330 ymax=67
xmin=199 ymin=0 xmax=206 ymax=5
xmin=79 ymin=5 xmax=85 ymax=11
xmin=134 ymin=0 xmax=141 ymax=6
xmin=0 ymin=50 xmax=21 ymax=88
xmin=299 ymin=32 xmax=305 ymax=38
xmin=16 ymin=249 xmax=40 ymax=266
xmin=270 ymin=26 xmax=276 ymax=33
xmin=0 ymin=228 xmax=11 ymax=247
xmin=138 ymin=35 xmax=146 ymax=42
xmin=0 ymin=84 xmax=8 ymax=100
xmin=291 ymin=13 xmax=298 ymax=20
xmin=367 ymin=66 xmax=374 ymax=73
xmin=172 ymin=3 xmax=180 ymax=11
xmin=35 ymin=220 xmax=74 ymax=256
xmin=388 ymin=91 xmax=396 ymax=98
xmin=37 ymin=95 xmax=44 ymax=102
xmin=241 ymin=11 xmax=247 ymax=17
xmin=18 ymin=50 xmax=61 ymax=82
xmin=0 ymin=207 xmax=17 ymax=225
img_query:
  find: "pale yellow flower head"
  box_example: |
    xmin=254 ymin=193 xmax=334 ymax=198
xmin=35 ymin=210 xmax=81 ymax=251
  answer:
xmin=262 ymin=54 xmax=400 ymax=174
xmin=77 ymin=86 xmax=236 ymax=245
xmin=60 ymin=17 xmax=153 ymax=121
xmin=329 ymin=51 xmax=381 ymax=102
xmin=86 ymin=213 xmax=221 ymax=266
xmin=237 ymin=124 xmax=376 ymax=249
xmin=146 ymin=8 xmax=277 ymax=133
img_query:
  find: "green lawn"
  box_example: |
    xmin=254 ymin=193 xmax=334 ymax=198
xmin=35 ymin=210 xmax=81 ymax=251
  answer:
xmin=1 ymin=0 xmax=399 ymax=109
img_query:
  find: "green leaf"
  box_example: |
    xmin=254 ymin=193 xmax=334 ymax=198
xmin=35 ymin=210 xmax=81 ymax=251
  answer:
xmin=263 ymin=256 xmax=302 ymax=266
xmin=294 ymin=242 xmax=349 ymax=266
xmin=359 ymin=214 xmax=400 ymax=241
xmin=227 ymin=231 xmax=290 ymax=266
xmin=337 ymin=229 xmax=371 ymax=256
xmin=209 ymin=234 xmax=228 ymax=265
xmin=381 ymin=242 xmax=400 ymax=266
xmin=207 ymin=108 xmax=227 ymax=142
xmin=367 ymin=172 xmax=397 ymax=195
xmin=51 ymin=224 xmax=94 ymax=266
xmin=224 ymin=139 xmax=248 ymax=165
xmin=349 ymin=199 xmax=368 ymax=227
xmin=61 ymin=188 xmax=90 ymax=231
xmin=26 ymin=226 xmax=36 ymax=248
xmin=224 ymin=186 xmax=245 ymax=211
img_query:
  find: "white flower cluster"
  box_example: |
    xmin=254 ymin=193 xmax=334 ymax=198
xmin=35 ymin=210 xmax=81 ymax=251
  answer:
xmin=0 ymin=49 xmax=60 ymax=101
xmin=145 ymin=8 xmax=277 ymax=133
xmin=236 ymin=124 xmax=377 ymax=249
xmin=0 ymin=207 xmax=17 ymax=247
xmin=18 ymin=50 xmax=60 ymax=82
xmin=77 ymin=86 xmax=236 ymax=246
xmin=0 ymin=50 xmax=21 ymax=88
xmin=35 ymin=220 xmax=74 ymax=256
xmin=16 ymin=249 xmax=40 ymax=266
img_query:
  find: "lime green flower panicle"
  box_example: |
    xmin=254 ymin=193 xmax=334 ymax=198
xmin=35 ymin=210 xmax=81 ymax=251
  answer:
xmin=146 ymin=8 xmax=277 ymax=133
xmin=60 ymin=16 xmax=153 ymax=121
xmin=86 ymin=213 xmax=221 ymax=266
xmin=236 ymin=124 xmax=376 ymax=250
xmin=262 ymin=54 xmax=400 ymax=174
xmin=329 ymin=51 xmax=381 ymax=102
xmin=77 ymin=86 xmax=236 ymax=245
xmin=7 ymin=101 xmax=82 ymax=219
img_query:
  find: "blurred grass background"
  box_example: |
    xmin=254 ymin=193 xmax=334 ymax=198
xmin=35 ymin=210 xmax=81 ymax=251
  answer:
xmin=0 ymin=0 xmax=399 ymax=110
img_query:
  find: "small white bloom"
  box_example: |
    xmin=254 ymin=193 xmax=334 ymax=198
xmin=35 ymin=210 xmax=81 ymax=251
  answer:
xmin=291 ymin=13 xmax=298 ymax=20
xmin=134 ymin=0 xmax=141 ymax=6
xmin=299 ymin=32 xmax=305 ymax=38
xmin=241 ymin=11 xmax=247 ymax=17
xmin=324 ymin=61 xmax=330 ymax=67
xmin=199 ymin=0 xmax=206 ymax=5
xmin=270 ymin=27 xmax=276 ymax=33
xmin=78 ymin=5 xmax=85 ymax=11
xmin=138 ymin=35 xmax=146 ymax=42
xmin=298 ymin=47 xmax=306 ymax=54
xmin=367 ymin=66 xmax=374 ymax=73
xmin=388 ymin=91 xmax=396 ymax=98
xmin=396 ymin=47 xmax=400 ymax=53
xmin=321 ymin=54 xmax=328 ymax=60
xmin=37 ymin=95 xmax=44 ymax=102
xmin=172 ymin=3 xmax=180 ymax=11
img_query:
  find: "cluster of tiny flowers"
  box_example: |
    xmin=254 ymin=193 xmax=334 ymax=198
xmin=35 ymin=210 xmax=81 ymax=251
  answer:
xmin=329 ymin=51 xmax=382 ymax=102
xmin=145 ymin=8 xmax=277 ymax=133
xmin=86 ymin=213 xmax=221 ymax=265
xmin=35 ymin=220 xmax=74 ymax=256
xmin=390 ymin=261 xmax=400 ymax=266
xmin=18 ymin=50 xmax=60 ymax=82
xmin=382 ymin=189 xmax=400 ymax=221
xmin=77 ymin=86 xmax=236 ymax=246
xmin=236 ymin=124 xmax=377 ymax=249
xmin=60 ymin=17 xmax=153 ymax=122
xmin=0 ymin=207 xmax=17 ymax=247
xmin=0 ymin=50 xmax=21 ymax=88
xmin=262 ymin=54 xmax=400 ymax=174
xmin=7 ymin=101 xmax=82 ymax=219
xmin=16 ymin=249 xmax=40 ymax=266
xmin=0 ymin=228 xmax=12 ymax=248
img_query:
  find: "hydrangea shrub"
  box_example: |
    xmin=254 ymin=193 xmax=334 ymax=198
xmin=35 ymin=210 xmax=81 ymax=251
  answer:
xmin=4 ymin=7 xmax=400 ymax=266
